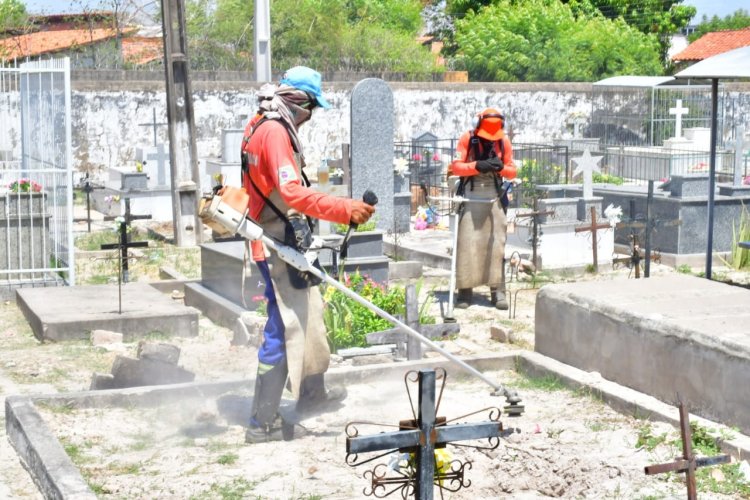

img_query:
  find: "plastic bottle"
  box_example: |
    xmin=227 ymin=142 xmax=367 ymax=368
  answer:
xmin=318 ymin=159 xmax=329 ymax=185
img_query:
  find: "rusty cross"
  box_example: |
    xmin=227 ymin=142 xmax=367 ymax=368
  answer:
xmin=644 ymin=401 xmax=730 ymax=500
xmin=346 ymin=369 xmax=503 ymax=499
xmin=513 ymin=196 xmax=554 ymax=270
xmin=574 ymin=206 xmax=611 ymax=272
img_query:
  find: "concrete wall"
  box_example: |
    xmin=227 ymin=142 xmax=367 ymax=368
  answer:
xmin=11 ymin=72 xmax=750 ymax=184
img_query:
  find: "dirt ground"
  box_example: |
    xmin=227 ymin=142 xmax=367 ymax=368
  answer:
xmin=1 ymin=244 xmax=749 ymax=498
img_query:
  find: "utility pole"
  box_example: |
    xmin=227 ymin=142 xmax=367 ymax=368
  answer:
xmin=160 ymin=0 xmax=203 ymax=247
xmin=254 ymin=0 xmax=272 ymax=82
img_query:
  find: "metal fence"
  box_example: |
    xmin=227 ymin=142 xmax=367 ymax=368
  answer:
xmin=0 ymin=58 xmax=74 ymax=293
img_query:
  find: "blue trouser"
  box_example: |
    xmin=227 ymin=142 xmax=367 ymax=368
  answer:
xmin=250 ymin=260 xmax=288 ymax=428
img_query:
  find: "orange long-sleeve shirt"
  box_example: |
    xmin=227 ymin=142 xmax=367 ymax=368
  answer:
xmin=242 ymin=117 xmax=354 ymax=260
xmin=448 ymin=131 xmax=517 ymax=180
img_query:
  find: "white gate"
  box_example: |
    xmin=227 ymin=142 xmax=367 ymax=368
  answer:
xmin=0 ymin=57 xmax=74 ymax=294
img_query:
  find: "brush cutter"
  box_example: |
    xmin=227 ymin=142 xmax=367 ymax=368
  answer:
xmin=199 ymin=187 xmax=524 ymax=415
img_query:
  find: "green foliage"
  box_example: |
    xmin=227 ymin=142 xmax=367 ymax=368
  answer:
xmin=216 ymin=453 xmax=239 ymax=465
xmin=0 ymin=0 xmax=26 ymax=31
xmin=592 ymin=172 xmax=624 ymax=185
xmin=635 ymin=423 xmax=669 ymax=451
xmin=322 ymin=272 xmax=435 ymax=352
xmin=453 ymin=0 xmax=662 ymax=82
xmin=689 ymin=9 xmax=750 ymax=43
xmin=676 ymin=264 xmax=693 ymax=274
xmin=729 ymin=204 xmax=750 ymax=270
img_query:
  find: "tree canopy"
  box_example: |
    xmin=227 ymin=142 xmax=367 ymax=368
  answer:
xmin=0 ymin=0 xmax=27 ymax=33
xmin=453 ymin=0 xmax=662 ymax=82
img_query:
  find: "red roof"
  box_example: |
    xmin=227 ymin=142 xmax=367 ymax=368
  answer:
xmin=672 ymin=27 xmax=750 ymax=62
xmin=122 ymin=36 xmax=162 ymax=65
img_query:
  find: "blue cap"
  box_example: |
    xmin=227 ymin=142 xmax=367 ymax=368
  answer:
xmin=280 ymin=66 xmax=331 ymax=109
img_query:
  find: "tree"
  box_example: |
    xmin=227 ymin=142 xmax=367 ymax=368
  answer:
xmin=689 ymin=9 xmax=750 ymax=43
xmin=453 ymin=0 xmax=662 ymax=81
xmin=0 ymin=0 xmax=26 ymax=32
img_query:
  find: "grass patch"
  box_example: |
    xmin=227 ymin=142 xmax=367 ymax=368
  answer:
xmin=217 ymin=453 xmax=239 ymax=465
xmin=189 ymin=476 xmax=263 ymax=500
xmin=511 ymin=373 xmax=566 ymax=392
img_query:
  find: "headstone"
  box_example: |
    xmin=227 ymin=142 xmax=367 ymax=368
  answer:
xmin=570 ymin=116 xmax=587 ymax=139
xmin=669 ymin=99 xmax=689 ymax=139
xmin=731 ymin=127 xmax=746 ymax=187
xmin=571 ymin=148 xmax=602 ymax=199
xmin=351 ymin=79 xmax=394 ymax=232
xmin=135 ymin=143 xmax=170 ymax=188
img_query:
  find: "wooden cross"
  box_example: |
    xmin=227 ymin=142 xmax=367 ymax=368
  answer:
xmin=346 ymin=369 xmax=503 ymax=499
xmin=644 ymin=401 xmax=730 ymax=500
xmin=574 ymin=206 xmax=611 ymax=272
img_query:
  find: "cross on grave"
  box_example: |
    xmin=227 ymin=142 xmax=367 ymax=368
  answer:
xmin=75 ymin=173 xmax=104 ymax=233
xmin=363 ymin=284 xmax=460 ymax=360
xmin=512 ymin=196 xmax=555 ymax=270
xmin=346 ymin=368 xmax=504 ymax=499
xmin=644 ymin=401 xmax=730 ymax=500
xmin=101 ymin=198 xmax=151 ymax=286
xmin=669 ymin=99 xmax=690 ymax=139
xmin=616 ymin=181 xmax=681 ymax=278
xmin=574 ymin=206 xmax=611 ymax=273
xmin=138 ymin=108 xmax=168 ymax=147
xmin=572 ymin=148 xmax=602 ymax=199
xmin=145 ymin=143 xmax=170 ymax=187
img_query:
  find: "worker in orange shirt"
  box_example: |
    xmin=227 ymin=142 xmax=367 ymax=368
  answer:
xmin=240 ymin=67 xmax=375 ymax=443
xmin=448 ymin=108 xmax=517 ymax=310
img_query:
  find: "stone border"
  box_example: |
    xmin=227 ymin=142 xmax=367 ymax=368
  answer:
xmin=6 ymin=352 xmax=750 ymax=498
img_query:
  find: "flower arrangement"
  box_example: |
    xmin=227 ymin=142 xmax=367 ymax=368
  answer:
xmin=7 ymin=178 xmax=42 ymax=193
xmin=393 ymin=158 xmax=409 ymax=178
xmin=330 ymin=167 xmax=344 ymax=178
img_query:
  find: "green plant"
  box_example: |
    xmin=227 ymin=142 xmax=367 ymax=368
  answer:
xmin=322 ymin=272 xmax=435 ymax=352
xmin=6 ymin=178 xmax=42 ymax=193
xmin=676 ymin=264 xmax=693 ymax=274
xmin=217 ymin=453 xmax=239 ymax=465
xmin=592 ymin=172 xmax=624 ymax=185
xmin=635 ymin=423 xmax=669 ymax=452
xmin=720 ymin=204 xmax=750 ymax=270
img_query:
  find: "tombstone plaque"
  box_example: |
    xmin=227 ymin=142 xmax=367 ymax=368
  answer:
xmin=351 ymin=79 xmax=394 ymax=232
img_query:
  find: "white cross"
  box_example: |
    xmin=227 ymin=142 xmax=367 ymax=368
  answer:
xmin=572 ymin=148 xmax=603 ymax=199
xmin=669 ymin=99 xmax=689 ymax=139
xmin=728 ymin=126 xmax=746 ymax=186
xmin=146 ymin=143 xmax=170 ymax=187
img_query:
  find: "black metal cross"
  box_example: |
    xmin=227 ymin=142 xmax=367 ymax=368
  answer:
xmin=574 ymin=206 xmax=611 ymax=272
xmin=644 ymin=401 xmax=730 ymax=500
xmin=138 ymin=108 xmax=168 ymax=147
xmin=512 ymin=196 xmax=555 ymax=270
xmin=100 ymin=198 xmax=151 ymax=284
xmin=76 ymin=173 xmax=104 ymax=233
xmin=346 ymin=369 xmax=503 ymax=499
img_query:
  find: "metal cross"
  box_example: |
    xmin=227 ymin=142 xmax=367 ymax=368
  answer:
xmin=669 ymin=99 xmax=689 ymax=139
xmin=512 ymin=196 xmax=555 ymax=270
xmin=346 ymin=369 xmax=504 ymax=499
xmin=101 ymin=198 xmax=151 ymax=286
xmin=76 ymin=173 xmax=104 ymax=233
xmin=644 ymin=401 xmax=730 ymax=500
xmin=574 ymin=206 xmax=611 ymax=272
xmin=138 ymin=108 xmax=168 ymax=147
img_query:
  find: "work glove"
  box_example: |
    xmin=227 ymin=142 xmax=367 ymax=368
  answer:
xmin=475 ymin=157 xmax=504 ymax=174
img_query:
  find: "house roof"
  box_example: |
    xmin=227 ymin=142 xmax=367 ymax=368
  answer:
xmin=675 ymin=45 xmax=750 ymax=79
xmin=0 ymin=28 xmax=121 ymax=59
xmin=671 ymin=27 xmax=750 ymax=62
xmin=121 ymin=36 xmax=162 ymax=65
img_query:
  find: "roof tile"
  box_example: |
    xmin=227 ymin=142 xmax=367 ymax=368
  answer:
xmin=672 ymin=27 xmax=750 ymax=62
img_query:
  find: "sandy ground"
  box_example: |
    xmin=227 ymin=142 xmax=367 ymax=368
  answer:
xmin=1 ymin=241 xmax=749 ymax=498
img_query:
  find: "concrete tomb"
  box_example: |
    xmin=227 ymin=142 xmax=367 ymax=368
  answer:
xmin=536 ymin=273 xmax=750 ymax=435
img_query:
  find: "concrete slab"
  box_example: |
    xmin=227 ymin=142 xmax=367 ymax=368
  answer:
xmin=16 ymin=283 xmax=200 ymax=342
xmin=6 ymin=351 xmax=750 ymax=499
xmin=535 ymin=274 xmax=750 ymax=434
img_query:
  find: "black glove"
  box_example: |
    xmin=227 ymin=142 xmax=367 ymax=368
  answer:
xmin=475 ymin=157 xmax=504 ymax=173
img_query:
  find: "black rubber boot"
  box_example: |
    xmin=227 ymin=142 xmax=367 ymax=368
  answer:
xmin=247 ymin=359 xmax=304 ymax=443
xmin=490 ymin=287 xmax=509 ymax=310
xmin=455 ymin=288 xmax=472 ymax=309
xmin=296 ymin=373 xmax=347 ymax=415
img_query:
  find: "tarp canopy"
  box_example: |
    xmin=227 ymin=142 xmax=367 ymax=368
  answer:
xmin=593 ymin=76 xmax=675 ymax=87
xmin=674 ymin=45 xmax=750 ymax=79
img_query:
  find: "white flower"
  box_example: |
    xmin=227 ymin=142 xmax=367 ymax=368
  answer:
xmin=330 ymin=167 xmax=344 ymax=178
xmin=393 ymin=158 xmax=409 ymax=177
xmin=604 ymin=204 xmax=622 ymax=228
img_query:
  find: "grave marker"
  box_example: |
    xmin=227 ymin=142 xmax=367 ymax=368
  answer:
xmin=351 ymin=79 xmax=394 ymax=232
xmin=346 ymin=368 xmax=503 ymax=499
xmin=138 ymin=108 xmax=168 ymax=147
xmin=669 ymin=99 xmax=689 ymax=139
xmin=100 ymin=198 xmax=151 ymax=287
xmin=572 ymin=148 xmax=602 ymax=199
xmin=644 ymin=401 xmax=730 ymax=500
xmin=574 ymin=206 xmax=611 ymax=272
xmin=730 ymin=127 xmax=745 ymax=187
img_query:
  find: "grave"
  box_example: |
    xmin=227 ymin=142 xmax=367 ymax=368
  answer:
xmin=15 ymin=283 xmax=200 ymax=342
xmin=535 ymin=273 xmax=750 ymax=435
xmin=7 ymin=351 xmax=750 ymax=499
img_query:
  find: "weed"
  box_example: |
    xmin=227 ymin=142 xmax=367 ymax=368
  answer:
xmin=635 ymin=423 xmax=668 ymax=452
xmin=584 ymin=263 xmax=596 ymax=274
xmin=189 ymin=476 xmax=266 ymax=500
xmin=217 ymin=453 xmax=239 ymax=465
xmin=676 ymin=264 xmax=692 ymax=274
xmin=513 ymin=374 xmax=566 ymax=392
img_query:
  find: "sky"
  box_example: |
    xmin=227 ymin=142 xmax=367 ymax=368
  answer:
xmin=21 ymin=0 xmax=749 ymax=21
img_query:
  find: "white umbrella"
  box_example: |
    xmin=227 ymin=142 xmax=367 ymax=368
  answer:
xmin=674 ymin=45 xmax=750 ymax=279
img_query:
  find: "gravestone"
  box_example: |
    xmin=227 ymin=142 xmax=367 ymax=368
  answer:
xmin=135 ymin=143 xmax=170 ymax=188
xmin=351 ymin=79 xmax=395 ymax=232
